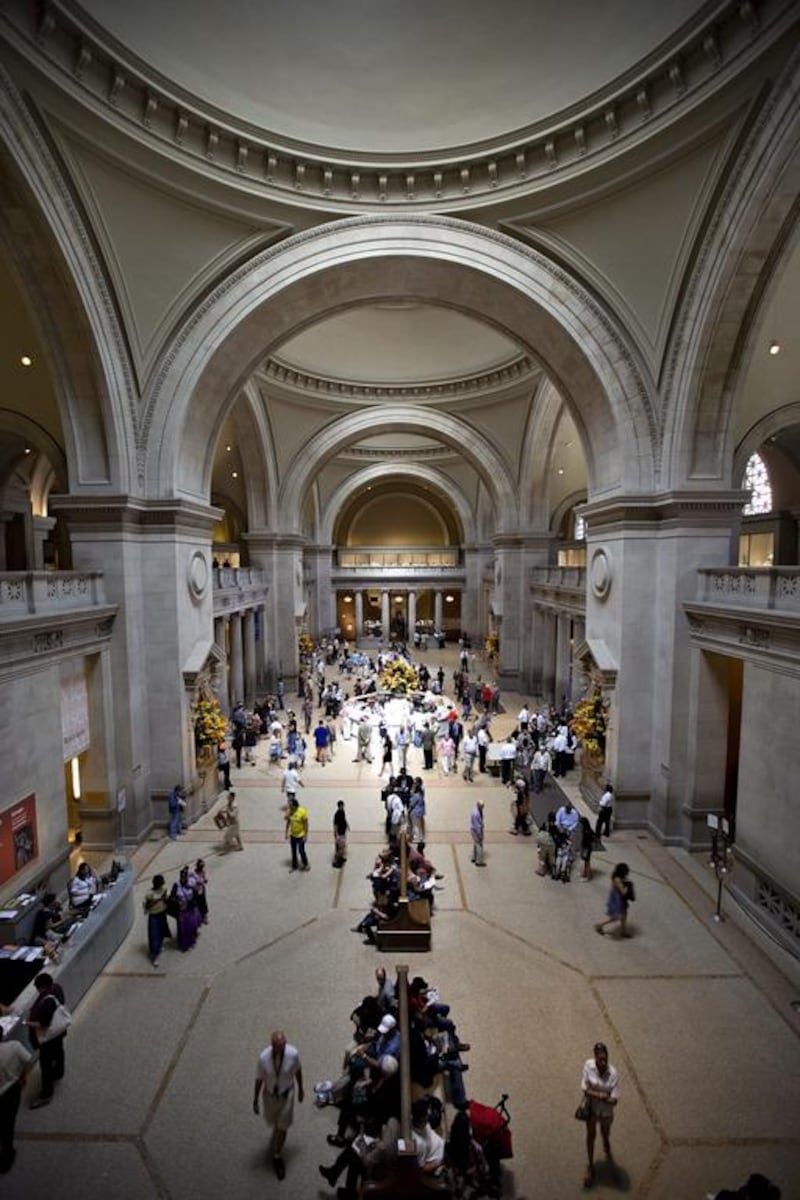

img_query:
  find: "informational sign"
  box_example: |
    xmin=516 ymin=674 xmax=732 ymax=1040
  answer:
xmin=0 ymin=793 xmax=39 ymax=886
xmin=116 ymin=787 xmax=127 ymax=813
xmin=61 ymin=671 xmax=90 ymax=761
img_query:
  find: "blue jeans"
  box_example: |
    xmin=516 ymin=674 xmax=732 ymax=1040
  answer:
xmin=168 ymin=808 xmax=182 ymax=839
xmin=290 ymin=836 xmax=308 ymax=869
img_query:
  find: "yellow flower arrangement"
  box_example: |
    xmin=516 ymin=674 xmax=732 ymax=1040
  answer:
xmin=298 ymin=631 xmax=314 ymax=658
xmin=378 ymin=656 xmax=419 ymax=694
xmin=194 ymin=698 xmax=227 ymax=747
xmin=485 ymin=631 xmax=499 ymax=663
xmin=570 ymin=691 xmax=609 ymax=759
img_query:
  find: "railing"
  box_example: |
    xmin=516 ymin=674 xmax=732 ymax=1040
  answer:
xmin=696 ymin=567 xmax=800 ymax=613
xmin=0 ymin=572 xmax=107 ymax=616
xmin=529 ymin=566 xmax=586 ymax=589
xmin=337 ymin=548 xmax=460 ymax=569
xmin=213 ymin=566 xmax=265 ymax=589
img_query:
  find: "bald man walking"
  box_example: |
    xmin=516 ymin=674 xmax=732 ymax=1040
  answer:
xmin=253 ymin=1030 xmax=304 ymax=1180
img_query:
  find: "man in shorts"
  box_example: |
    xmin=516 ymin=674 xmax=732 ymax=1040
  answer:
xmin=253 ymin=1030 xmax=305 ymax=1180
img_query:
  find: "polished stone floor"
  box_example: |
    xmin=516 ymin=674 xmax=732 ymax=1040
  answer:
xmin=6 ymin=647 xmax=800 ymax=1199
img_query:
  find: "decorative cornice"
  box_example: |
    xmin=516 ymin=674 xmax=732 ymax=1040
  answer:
xmin=1 ymin=0 xmax=794 ymax=212
xmin=262 ymin=353 xmax=537 ymax=402
xmin=47 ymin=494 xmax=223 ymax=534
xmin=0 ymin=603 xmax=117 ymax=675
xmin=580 ymin=490 xmax=748 ymax=531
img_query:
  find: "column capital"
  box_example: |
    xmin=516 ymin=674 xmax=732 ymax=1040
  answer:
xmin=245 ymin=529 xmax=307 ymax=552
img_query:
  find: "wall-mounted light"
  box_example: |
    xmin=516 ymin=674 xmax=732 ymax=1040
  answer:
xmin=231 ymin=471 xmax=238 ymax=478
xmin=343 ymin=595 xmax=353 ymax=603
xmin=557 ymin=467 xmax=565 ymax=475
xmin=225 ymin=444 xmax=233 ymax=451
xmin=71 ymin=756 xmax=81 ymax=800
xmin=394 ymin=596 xmax=403 ymax=603
xmin=445 ymin=594 xmax=454 ymax=603
xmin=20 ymin=355 xmax=33 ymax=367
xmin=24 ymin=447 xmax=32 ymax=455
xmin=768 ymin=342 xmax=781 ymax=356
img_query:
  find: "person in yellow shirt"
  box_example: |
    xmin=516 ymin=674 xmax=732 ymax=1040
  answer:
xmin=285 ymin=798 xmax=310 ymax=872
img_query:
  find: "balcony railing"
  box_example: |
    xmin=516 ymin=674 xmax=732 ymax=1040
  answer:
xmin=0 ymin=572 xmax=107 ymax=616
xmin=213 ymin=566 xmax=266 ymax=590
xmin=529 ymin=566 xmax=586 ymax=589
xmin=695 ymin=567 xmax=800 ymax=613
xmin=336 ymin=547 xmax=460 ymax=569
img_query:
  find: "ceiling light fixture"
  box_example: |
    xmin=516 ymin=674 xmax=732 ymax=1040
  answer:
xmin=768 ymin=342 xmax=781 ymax=356
xmin=24 ymin=446 xmax=32 ymax=454
xmin=226 ymin=444 xmax=232 ymax=451
xmin=20 ymin=355 xmax=33 ymax=367
xmin=231 ymin=471 xmax=238 ymax=478
xmin=343 ymin=595 xmax=352 ymax=603
xmin=445 ymin=594 xmax=454 ymax=602
xmin=557 ymin=467 xmax=565 ymax=475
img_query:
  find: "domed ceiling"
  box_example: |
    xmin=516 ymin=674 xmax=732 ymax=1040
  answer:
xmin=79 ymin=0 xmax=706 ymax=154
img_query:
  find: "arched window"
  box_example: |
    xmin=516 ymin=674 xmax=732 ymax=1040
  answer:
xmin=742 ymin=452 xmax=772 ymax=515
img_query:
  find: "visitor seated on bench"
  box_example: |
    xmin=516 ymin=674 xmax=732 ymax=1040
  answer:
xmin=68 ymin=862 xmax=98 ymax=913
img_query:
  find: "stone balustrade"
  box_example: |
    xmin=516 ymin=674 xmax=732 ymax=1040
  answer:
xmin=530 ymin=566 xmax=586 ymax=589
xmin=213 ymin=566 xmax=264 ymax=590
xmin=696 ymin=567 xmax=800 ymax=613
xmin=0 ymin=571 xmax=107 ymax=616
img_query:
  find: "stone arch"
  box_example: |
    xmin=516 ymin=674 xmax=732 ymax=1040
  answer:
xmin=661 ymin=48 xmax=800 ymax=489
xmin=732 ymin=402 xmax=800 ymax=486
xmin=0 ymin=66 xmax=136 ymax=492
xmin=145 ymin=216 xmax=657 ymax=507
xmin=518 ymin=377 xmax=573 ymax=528
xmin=280 ymin=407 xmax=514 ymax=533
xmin=318 ymin=462 xmax=475 ymax=546
xmin=0 ymin=408 xmax=68 ymax=489
xmin=217 ymin=381 xmax=277 ymax=530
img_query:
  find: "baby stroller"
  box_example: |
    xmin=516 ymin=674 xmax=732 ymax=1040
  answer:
xmin=468 ymin=1093 xmax=513 ymax=1198
xmin=553 ymin=829 xmax=574 ymax=882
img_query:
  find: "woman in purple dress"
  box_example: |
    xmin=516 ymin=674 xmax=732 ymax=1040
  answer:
xmin=170 ymin=866 xmax=201 ymax=951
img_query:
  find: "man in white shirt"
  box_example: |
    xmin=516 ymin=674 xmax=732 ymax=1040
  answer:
xmin=410 ymin=1098 xmax=445 ymax=1175
xmin=461 ymin=731 xmax=478 ymax=781
xmin=517 ymin=703 xmax=531 ymax=731
xmin=281 ymin=761 xmax=304 ymax=803
xmin=253 ymin=1030 xmax=304 ymax=1181
xmin=595 ymin=783 xmax=614 ymax=842
xmin=476 ymin=725 xmax=491 ymax=774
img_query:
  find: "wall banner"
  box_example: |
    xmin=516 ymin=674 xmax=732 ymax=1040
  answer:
xmin=0 ymin=793 xmax=39 ymax=886
xmin=62 ymin=671 xmax=90 ymax=761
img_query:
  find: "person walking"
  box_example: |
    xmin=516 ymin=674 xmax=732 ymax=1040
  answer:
xmin=354 ymin=717 xmax=373 ymax=763
xmin=143 ymin=873 xmax=170 ymax=967
xmin=462 ymin=729 xmax=477 ymax=781
xmin=221 ymin=790 xmax=243 ymax=851
xmin=595 ymin=863 xmax=634 ymax=937
xmin=332 ymin=800 xmax=349 ymax=867
xmin=281 ymin=760 xmax=304 ymax=805
xmin=253 ymin=1030 xmax=305 ymax=1181
xmin=0 ymin=1026 xmax=33 ymax=1172
xmin=470 ymin=799 xmax=486 ymax=866
xmin=420 ymin=723 xmax=435 ymax=771
xmin=217 ymin=742 xmax=231 ymax=791
xmin=27 ymin=972 xmax=67 ymax=1109
xmin=167 ymin=784 xmax=186 ymax=840
xmin=314 ymin=719 xmax=330 ymax=766
xmin=579 ymin=1041 xmax=619 ymax=1188
xmin=285 ymin=798 xmax=310 ymax=872
xmin=595 ymin=783 xmax=614 ymax=843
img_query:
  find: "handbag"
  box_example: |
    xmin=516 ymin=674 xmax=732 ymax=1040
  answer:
xmin=39 ymin=1001 xmax=72 ymax=1042
xmin=574 ymin=1095 xmax=592 ymax=1122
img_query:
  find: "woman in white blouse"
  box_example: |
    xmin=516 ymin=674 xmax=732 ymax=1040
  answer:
xmin=580 ymin=1041 xmax=619 ymax=1188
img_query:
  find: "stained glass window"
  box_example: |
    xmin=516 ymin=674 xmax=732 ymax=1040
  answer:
xmin=742 ymin=452 xmax=772 ymax=515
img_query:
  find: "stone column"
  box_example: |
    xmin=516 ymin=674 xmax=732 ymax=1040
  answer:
xmin=243 ymin=607 xmax=257 ymax=705
xmin=245 ymin=531 xmax=306 ymax=690
xmin=408 ymin=590 xmax=416 ymax=638
xmin=306 ymin=544 xmax=334 ymax=637
xmin=541 ymin=611 xmax=558 ymax=704
xmin=229 ymin=611 xmax=244 ymax=706
xmin=582 ymin=490 xmax=745 ymax=835
xmin=381 ymin=589 xmax=390 ymax=635
xmin=354 ymin=591 xmax=364 ymax=641
xmin=434 ymin=590 xmax=443 ymax=630
xmin=554 ymin=613 xmax=572 ymax=709
xmin=256 ymin=604 xmax=268 ymax=689
xmin=571 ymin=617 xmax=586 ymax=703
xmin=49 ymin=496 xmax=221 ymax=840
xmin=529 ymin=606 xmax=545 ymax=699
xmin=32 ymin=515 xmax=57 ymax=569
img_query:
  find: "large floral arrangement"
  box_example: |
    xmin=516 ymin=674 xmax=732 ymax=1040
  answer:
xmin=485 ymin=631 xmax=499 ymax=663
xmin=194 ymin=698 xmax=227 ymax=747
xmin=298 ymin=631 xmax=314 ymax=658
xmin=379 ymin=656 xmax=419 ymax=695
xmin=570 ymin=691 xmax=609 ymax=758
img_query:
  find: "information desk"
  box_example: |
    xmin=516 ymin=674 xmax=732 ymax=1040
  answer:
xmin=0 ymin=866 xmax=134 ymax=1045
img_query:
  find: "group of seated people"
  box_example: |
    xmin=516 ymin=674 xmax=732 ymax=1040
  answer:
xmin=316 ymin=969 xmax=498 ymax=1199
xmin=351 ymin=832 xmax=443 ymax=946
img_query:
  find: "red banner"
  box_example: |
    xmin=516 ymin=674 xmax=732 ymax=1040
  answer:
xmin=0 ymin=794 xmax=39 ymax=886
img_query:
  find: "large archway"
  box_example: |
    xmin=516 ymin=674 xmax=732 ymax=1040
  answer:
xmin=144 ymin=216 xmax=657 ymax=509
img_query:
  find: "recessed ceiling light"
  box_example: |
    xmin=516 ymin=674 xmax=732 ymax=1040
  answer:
xmin=445 ymin=594 xmax=454 ymax=602
xmin=231 ymin=471 xmax=238 ymax=478
xmin=20 ymin=355 xmax=33 ymax=367
xmin=24 ymin=446 xmax=31 ymax=454
xmin=225 ymin=444 xmax=232 ymax=451
xmin=768 ymin=342 xmax=781 ymax=356
xmin=557 ymin=467 xmax=565 ymax=475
